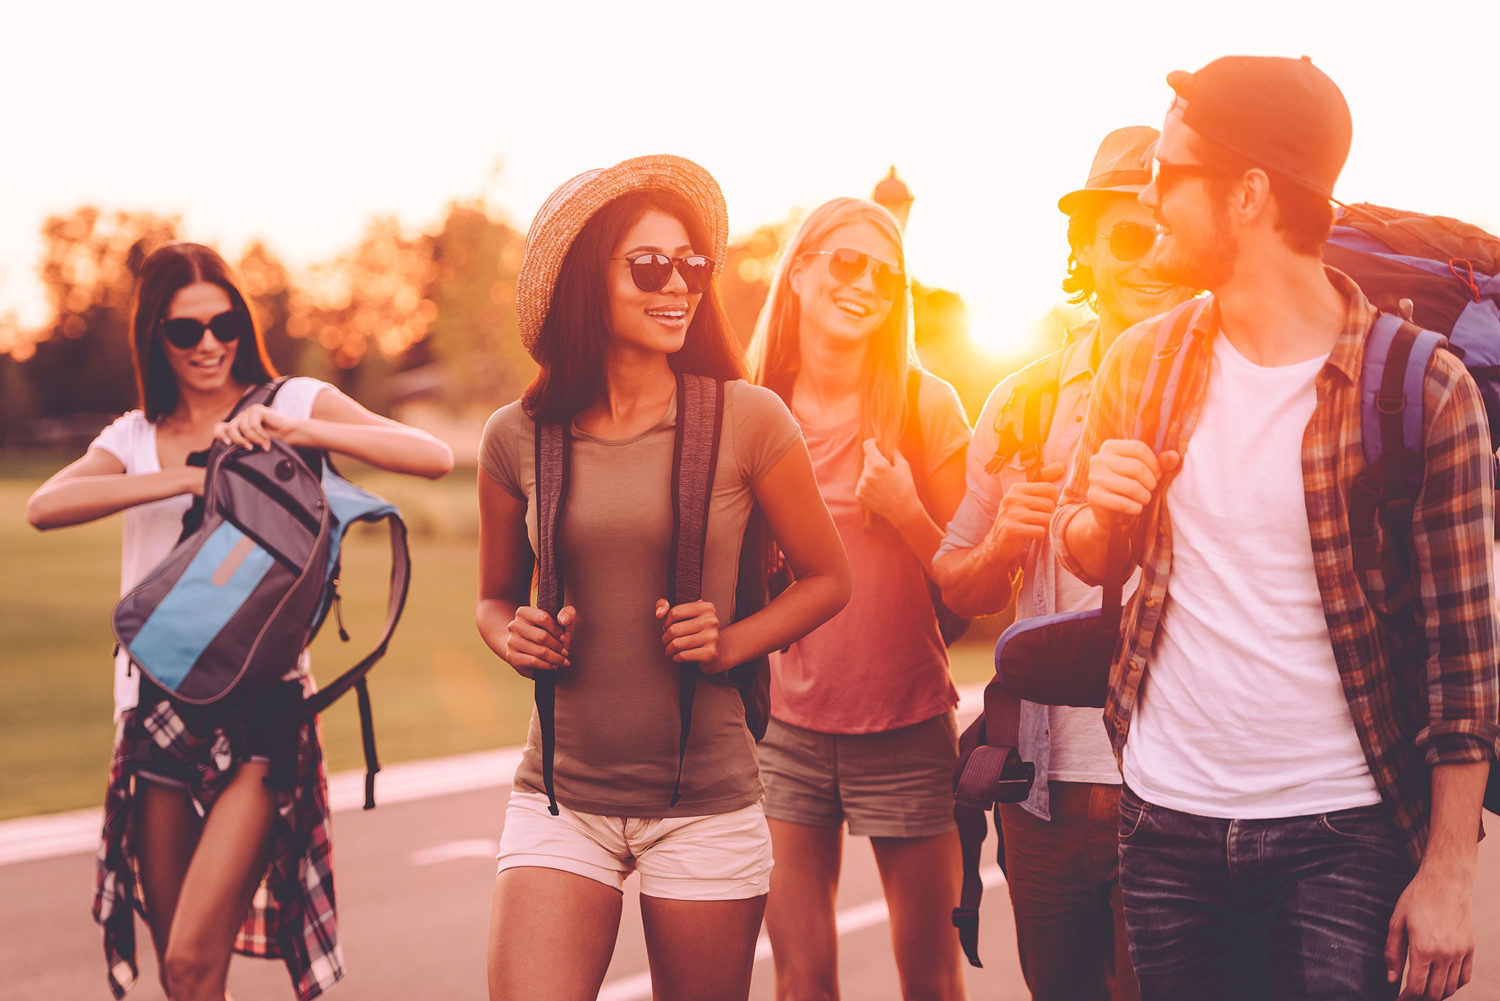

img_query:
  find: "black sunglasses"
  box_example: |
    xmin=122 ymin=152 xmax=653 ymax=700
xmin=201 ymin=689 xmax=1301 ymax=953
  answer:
xmin=1097 ymin=222 xmax=1157 ymax=263
xmin=804 ymin=248 xmax=905 ymax=300
xmin=1150 ymin=159 xmax=1228 ymax=193
xmin=159 ymin=309 xmax=252 ymax=350
xmin=610 ymin=253 xmax=716 ymax=294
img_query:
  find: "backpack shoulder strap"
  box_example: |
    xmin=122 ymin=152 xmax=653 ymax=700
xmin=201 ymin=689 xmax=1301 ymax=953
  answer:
xmin=301 ymin=473 xmax=410 ymax=809
xmin=1136 ymin=298 xmax=1209 ymax=454
xmin=667 ymin=371 xmax=725 ymax=806
xmin=229 ymin=376 xmax=292 ymax=418
xmin=983 ymin=351 xmax=1065 ymax=479
xmin=1354 ymin=313 xmax=1445 ymax=580
xmin=532 ymin=412 xmax=571 ymax=815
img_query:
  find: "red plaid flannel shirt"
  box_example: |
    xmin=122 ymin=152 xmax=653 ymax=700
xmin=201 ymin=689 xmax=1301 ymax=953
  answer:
xmin=1053 ymin=270 xmax=1500 ymax=864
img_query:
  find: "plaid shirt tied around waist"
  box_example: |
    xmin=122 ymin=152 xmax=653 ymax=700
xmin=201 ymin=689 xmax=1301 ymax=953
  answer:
xmin=1052 ymin=270 xmax=1500 ymax=864
xmin=94 ymin=694 xmax=343 ymax=1000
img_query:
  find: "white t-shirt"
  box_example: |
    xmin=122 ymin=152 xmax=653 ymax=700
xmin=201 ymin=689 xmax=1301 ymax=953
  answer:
xmin=1123 ymin=335 xmax=1381 ymax=818
xmin=90 ymin=377 xmax=332 ymax=719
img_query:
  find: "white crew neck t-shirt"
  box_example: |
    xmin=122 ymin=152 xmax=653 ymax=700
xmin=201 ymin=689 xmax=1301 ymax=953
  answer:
xmin=89 ymin=377 xmax=331 ymax=719
xmin=1123 ymin=335 xmax=1380 ymax=818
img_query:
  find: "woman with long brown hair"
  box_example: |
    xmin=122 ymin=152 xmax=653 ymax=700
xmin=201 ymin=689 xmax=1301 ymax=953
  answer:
xmin=476 ymin=155 xmax=849 ymax=1001
xmin=26 ymin=241 xmax=453 ymax=1001
xmin=749 ymin=197 xmax=973 ymax=1000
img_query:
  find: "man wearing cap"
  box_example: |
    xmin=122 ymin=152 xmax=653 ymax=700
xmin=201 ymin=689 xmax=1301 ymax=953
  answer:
xmin=1054 ymin=56 xmax=1498 ymax=1000
xmin=933 ymin=126 xmax=1191 ymax=1001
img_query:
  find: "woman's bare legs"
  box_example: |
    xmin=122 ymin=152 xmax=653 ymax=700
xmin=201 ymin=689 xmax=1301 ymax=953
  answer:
xmin=135 ymin=779 xmax=202 ymax=990
xmin=764 ymin=818 xmax=844 ymax=1001
xmin=160 ymin=761 xmax=277 ymax=1001
xmin=641 ymin=894 xmax=767 ymax=1001
xmin=488 ymin=867 xmax=624 ymax=1001
xmin=870 ymin=831 xmax=969 ymax=1001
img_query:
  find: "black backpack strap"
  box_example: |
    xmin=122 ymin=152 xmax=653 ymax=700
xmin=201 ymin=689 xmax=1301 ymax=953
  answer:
xmin=229 ymin=376 xmax=291 ymax=417
xmin=302 ymin=513 xmax=410 ymax=809
xmin=667 ymin=372 xmax=725 ymax=807
xmin=532 ymin=417 xmax=571 ymax=815
xmin=951 ymin=683 xmax=1033 ymax=968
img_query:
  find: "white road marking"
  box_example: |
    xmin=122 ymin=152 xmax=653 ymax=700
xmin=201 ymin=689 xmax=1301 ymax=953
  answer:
xmin=596 ymin=864 xmax=1008 ymax=1001
xmin=409 ymin=838 xmax=501 ymax=866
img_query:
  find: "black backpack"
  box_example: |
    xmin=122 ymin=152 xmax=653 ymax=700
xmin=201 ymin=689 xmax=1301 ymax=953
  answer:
xmin=531 ymin=372 xmax=774 ymax=815
xmin=113 ymin=379 xmax=410 ymax=809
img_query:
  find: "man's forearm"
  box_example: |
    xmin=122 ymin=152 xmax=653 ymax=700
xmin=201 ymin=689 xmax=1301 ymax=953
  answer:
xmin=1423 ymin=760 xmax=1488 ymax=873
xmin=1057 ymin=504 xmax=1112 ymax=585
xmin=933 ymin=540 xmax=1018 ymax=620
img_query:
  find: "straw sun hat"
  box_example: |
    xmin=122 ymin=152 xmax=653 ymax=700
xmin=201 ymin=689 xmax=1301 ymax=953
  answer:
xmin=515 ymin=154 xmax=728 ymax=360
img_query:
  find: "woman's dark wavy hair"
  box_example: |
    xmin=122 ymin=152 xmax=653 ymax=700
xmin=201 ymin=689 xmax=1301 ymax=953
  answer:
xmin=1061 ymin=195 xmax=1111 ymax=311
xmin=521 ymin=189 xmax=745 ymax=421
xmin=131 ymin=242 xmax=277 ymax=422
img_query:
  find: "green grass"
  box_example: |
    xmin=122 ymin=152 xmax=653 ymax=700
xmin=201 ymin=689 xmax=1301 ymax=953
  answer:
xmin=0 ymin=456 xmax=1008 ymax=820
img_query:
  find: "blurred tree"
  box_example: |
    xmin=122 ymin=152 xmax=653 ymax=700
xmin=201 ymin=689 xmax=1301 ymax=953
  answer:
xmin=720 ymin=215 xmax=798 ymax=349
xmin=423 ymin=200 xmax=534 ymax=410
xmin=25 ymin=207 xmax=179 ymax=417
xmin=237 ymin=241 xmax=304 ymax=375
xmin=286 ymin=216 xmax=436 ymax=414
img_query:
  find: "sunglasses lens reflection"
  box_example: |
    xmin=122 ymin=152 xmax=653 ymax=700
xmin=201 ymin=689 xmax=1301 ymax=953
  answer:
xmin=629 ymin=254 xmax=674 ymax=292
xmin=1108 ymin=224 xmax=1156 ymax=262
xmin=677 ymin=255 xmax=712 ymax=294
xmin=629 ymin=254 xmax=713 ymax=294
xmin=823 ymin=249 xmax=903 ymax=300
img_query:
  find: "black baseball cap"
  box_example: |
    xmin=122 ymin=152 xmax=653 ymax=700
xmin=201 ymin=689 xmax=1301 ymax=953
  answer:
xmin=1166 ymin=55 xmax=1351 ymax=201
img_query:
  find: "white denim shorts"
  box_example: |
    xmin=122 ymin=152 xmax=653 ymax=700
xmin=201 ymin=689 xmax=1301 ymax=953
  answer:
xmin=496 ymin=788 xmax=773 ymax=900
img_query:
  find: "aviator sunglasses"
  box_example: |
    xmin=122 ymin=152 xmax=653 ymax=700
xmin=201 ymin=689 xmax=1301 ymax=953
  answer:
xmin=1097 ymin=221 xmax=1157 ymax=263
xmin=804 ymin=248 xmax=905 ymax=300
xmin=610 ymin=253 xmax=717 ymax=294
xmin=159 ymin=309 xmax=253 ymax=350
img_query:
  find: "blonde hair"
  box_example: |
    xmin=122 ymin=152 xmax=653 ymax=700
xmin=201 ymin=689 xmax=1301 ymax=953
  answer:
xmin=747 ymin=197 xmax=919 ymax=457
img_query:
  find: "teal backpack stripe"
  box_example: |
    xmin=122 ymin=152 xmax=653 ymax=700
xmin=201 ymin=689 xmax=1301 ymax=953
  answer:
xmin=128 ymin=522 xmax=276 ymax=689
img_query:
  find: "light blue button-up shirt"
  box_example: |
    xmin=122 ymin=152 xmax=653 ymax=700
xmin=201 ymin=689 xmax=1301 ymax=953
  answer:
xmin=937 ymin=324 xmax=1124 ymax=820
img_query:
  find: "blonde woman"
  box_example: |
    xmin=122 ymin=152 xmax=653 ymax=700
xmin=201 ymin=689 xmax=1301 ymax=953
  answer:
xmin=749 ymin=198 xmax=972 ymax=1000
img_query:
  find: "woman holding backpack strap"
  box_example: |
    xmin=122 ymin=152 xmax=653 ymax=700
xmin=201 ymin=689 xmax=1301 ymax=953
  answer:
xmin=748 ymin=197 xmax=973 ymax=1001
xmin=26 ymin=242 xmax=453 ymax=1001
xmin=475 ymin=155 xmax=849 ymax=1001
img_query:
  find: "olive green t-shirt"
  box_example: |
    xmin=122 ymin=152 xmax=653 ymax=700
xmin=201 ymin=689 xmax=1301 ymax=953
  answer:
xmin=479 ymin=379 xmax=803 ymax=817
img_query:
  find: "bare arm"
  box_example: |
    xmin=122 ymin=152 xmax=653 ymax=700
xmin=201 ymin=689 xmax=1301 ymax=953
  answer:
xmin=705 ymin=444 xmax=851 ymax=671
xmin=216 ymin=388 xmax=454 ymax=479
xmin=856 ymin=440 xmax=968 ymax=575
xmin=475 ymin=471 xmax=573 ymax=679
xmin=26 ymin=448 xmax=203 ymax=531
xmin=934 ymin=461 xmax=1065 ymax=619
xmin=1385 ymin=760 xmax=1487 ymax=999
xmin=1058 ymin=441 xmax=1178 ymax=582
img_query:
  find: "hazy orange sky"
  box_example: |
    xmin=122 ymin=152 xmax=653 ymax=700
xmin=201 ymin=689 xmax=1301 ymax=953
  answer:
xmin=4 ymin=0 xmax=1497 ymax=358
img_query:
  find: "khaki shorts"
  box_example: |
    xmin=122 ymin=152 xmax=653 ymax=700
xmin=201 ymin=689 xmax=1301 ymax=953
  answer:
xmin=759 ymin=712 xmax=959 ymax=838
xmin=496 ymin=789 xmax=773 ymax=900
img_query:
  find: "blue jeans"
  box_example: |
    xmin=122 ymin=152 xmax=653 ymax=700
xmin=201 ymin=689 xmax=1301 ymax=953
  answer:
xmin=1117 ymin=786 xmax=1414 ymax=1001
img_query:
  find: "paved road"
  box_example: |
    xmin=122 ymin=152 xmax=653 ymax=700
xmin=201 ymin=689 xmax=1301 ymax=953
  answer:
xmin=5 ymin=701 xmax=1500 ymax=999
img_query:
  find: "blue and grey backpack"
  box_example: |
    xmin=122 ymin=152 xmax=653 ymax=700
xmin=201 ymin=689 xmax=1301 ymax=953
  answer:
xmin=112 ymin=379 xmax=410 ymax=808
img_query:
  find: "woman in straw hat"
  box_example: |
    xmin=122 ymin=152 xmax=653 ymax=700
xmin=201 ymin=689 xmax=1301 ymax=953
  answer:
xmin=476 ymin=155 xmax=850 ymax=1001
xmin=748 ymin=197 xmax=973 ymax=1000
xmin=26 ymin=241 xmax=454 ymax=1001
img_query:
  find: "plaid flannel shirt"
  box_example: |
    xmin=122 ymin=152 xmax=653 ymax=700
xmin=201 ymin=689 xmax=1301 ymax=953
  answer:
xmin=1053 ymin=270 xmax=1500 ymax=864
xmin=94 ymin=698 xmax=343 ymax=1000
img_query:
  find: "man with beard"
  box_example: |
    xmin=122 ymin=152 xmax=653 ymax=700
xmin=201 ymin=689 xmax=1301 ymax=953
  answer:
xmin=1053 ymin=56 xmax=1498 ymax=1001
xmin=933 ymin=125 xmax=1190 ymax=1001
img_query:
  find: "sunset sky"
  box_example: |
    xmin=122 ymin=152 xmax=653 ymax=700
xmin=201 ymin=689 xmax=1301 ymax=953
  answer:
xmin=3 ymin=0 xmax=1498 ymax=358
